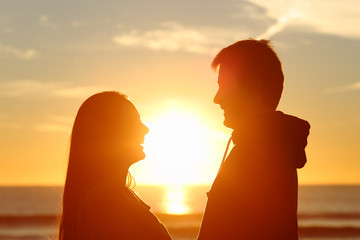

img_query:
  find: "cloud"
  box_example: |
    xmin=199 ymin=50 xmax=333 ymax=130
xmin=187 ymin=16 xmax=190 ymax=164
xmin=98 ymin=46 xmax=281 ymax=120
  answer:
xmin=0 ymin=114 xmax=8 ymax=120
xmin=326 ymin=81 xmax=360 ymax=93
xmin=257 ymin=6 xmax=303 ymax=39
xmin=0 ymin=114 xmax=22 ymax=130
xmin=0 ymin=114 xmax=21 ymax=129
xmin=70 ymin=20 xmax=89 ymax=27
xmin=39 ymin=15 xmax=48 ymax=23
xmin=0 ymin=80 xmax=107 ymax=99
xmin=38 ymin=14 xmax=58 ymax=29
xmin=0 ymin=113 xmax=72 ymax=133
xmin=0 ymin=122 xmax=21 ymax=129
xmin=251 ymin=0 xmax=360 ymax=39
xmin=0 ymin=42 xmax=38 ymax=60
xmin=46 ymin=115 xmax=74 ymax=124
xmin=35 ymin=122 xmax=71 ymax=133
xmin=34 ymin=115 xmax=73 ymax=133
xmin=53 ymin=86 xmax=107 ymax=99
xmin=0 ymin=80 xmax=52 ymax=97
xmin=113 ymin=22 xmax=243 ymax=55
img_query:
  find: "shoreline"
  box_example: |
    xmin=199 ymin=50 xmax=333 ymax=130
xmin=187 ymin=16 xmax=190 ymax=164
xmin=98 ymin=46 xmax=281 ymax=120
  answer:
xmin=1 ymin=214 xmax=360 ymax=239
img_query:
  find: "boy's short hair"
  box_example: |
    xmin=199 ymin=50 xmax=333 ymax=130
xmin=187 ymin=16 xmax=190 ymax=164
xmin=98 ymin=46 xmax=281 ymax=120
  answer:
xmin=212 ymin=39 xmax=284 ymax=110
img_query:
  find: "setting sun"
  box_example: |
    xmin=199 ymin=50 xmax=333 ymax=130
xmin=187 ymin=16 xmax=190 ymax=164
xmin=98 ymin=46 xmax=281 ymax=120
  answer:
xmin=139 ymin=108 xmax=213 ymax=185
xmin=130 ymin=103 xmax=229 ymax=185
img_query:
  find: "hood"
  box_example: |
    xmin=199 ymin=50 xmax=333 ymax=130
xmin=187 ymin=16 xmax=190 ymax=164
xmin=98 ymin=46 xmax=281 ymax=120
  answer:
xmin=232 ymin=111 xmax=310 ymax=169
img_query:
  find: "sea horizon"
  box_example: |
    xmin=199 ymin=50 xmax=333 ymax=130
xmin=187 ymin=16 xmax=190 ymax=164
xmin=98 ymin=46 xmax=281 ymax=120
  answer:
xmin=1 ymin=183 xmax=360 ymax=187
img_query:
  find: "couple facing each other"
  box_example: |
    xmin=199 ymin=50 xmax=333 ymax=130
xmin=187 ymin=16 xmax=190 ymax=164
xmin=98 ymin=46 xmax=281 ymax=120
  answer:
xmin=58 ymin=39 xmax=310 ymax=240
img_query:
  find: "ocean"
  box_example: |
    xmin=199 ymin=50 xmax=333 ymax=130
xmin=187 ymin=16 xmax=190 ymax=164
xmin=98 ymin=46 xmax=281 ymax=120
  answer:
xmin=0 ymin=185 xmax=359 ymax=240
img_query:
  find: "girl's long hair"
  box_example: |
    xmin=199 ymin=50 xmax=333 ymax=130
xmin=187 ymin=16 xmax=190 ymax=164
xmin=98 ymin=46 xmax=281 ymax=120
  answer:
xmin=58 ymin=91 xmax=135 ymax=240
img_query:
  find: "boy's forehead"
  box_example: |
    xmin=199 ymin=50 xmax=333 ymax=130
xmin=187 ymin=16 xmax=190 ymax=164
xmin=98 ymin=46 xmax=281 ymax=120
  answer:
xmin=218 ymin=64 xmax=242 ymax=84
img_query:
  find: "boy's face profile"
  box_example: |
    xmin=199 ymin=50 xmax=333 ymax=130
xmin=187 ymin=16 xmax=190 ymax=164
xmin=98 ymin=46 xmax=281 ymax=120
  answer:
xmin=213 ymin=64 xmax=262 ymax=128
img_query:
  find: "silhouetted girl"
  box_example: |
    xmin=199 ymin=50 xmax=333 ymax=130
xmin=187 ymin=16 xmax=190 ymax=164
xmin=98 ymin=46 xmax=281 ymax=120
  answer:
xmin=58 ymin=91 xmax=172 ymax=240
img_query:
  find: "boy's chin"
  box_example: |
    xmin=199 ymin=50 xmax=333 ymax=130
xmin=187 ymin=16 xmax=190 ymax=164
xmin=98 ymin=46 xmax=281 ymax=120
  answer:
xmin=223 ymin=118 xmax=236 ymax=129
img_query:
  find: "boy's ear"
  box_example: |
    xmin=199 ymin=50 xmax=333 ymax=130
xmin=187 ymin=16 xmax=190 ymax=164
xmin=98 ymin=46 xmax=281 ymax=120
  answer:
xmin=244 ymin=74 xmax=259 ymax=93
xmin=244 ymin=75 xmax=267 ymax=107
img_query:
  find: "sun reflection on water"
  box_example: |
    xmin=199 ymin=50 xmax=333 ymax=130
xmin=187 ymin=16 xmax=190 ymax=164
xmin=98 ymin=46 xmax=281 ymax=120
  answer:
xmin=165 ymin=185 xmax=190 ymax=215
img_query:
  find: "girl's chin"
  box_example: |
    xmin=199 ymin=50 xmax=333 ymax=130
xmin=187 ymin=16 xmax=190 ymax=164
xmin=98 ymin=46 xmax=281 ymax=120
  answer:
xmin=137 ymin=151 xmax=146 ymax=161
xmin=129 ymin=151 xmax=146 ymax=164
xmin=116 ymin=145 xmax=146 ymax=164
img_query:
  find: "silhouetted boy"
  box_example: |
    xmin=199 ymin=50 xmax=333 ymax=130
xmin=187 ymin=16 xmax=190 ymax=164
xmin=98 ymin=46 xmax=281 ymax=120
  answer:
xmin=198 ymin=39 xmax=310 ymax=240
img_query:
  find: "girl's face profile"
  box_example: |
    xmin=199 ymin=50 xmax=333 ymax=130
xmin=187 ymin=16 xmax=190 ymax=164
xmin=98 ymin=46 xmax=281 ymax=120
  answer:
xmin=74 ymin=93 xmax=149 ymax=172
xmin=112 ymin=102 xmax=149 ymax=166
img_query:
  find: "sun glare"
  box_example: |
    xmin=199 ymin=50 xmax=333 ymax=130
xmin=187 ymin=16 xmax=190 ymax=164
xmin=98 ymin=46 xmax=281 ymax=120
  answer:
xmin=134 ymin=107 xmax=217 ymax=185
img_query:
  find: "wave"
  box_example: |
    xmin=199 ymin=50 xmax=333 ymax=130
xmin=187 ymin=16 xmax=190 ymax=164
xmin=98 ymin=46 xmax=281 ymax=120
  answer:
xmin=0 ymin=235 xmax=50 ymax=240
xmin=1 ymin=212 xmax=360 ymax=224
xmin=299 ymin=212 xmax=360 ymax=219
xmin=1 ymin=226 xmax=360 ymax=240
xmin=299 ymin=226 xmax=360 ymax=238
xmin=1 ymin=214 xmax=360 ymax=239
xmin=165 ymin=226 xmax=360 ymax=238
xmin=0 ymin=215 xmax=58 ymax=226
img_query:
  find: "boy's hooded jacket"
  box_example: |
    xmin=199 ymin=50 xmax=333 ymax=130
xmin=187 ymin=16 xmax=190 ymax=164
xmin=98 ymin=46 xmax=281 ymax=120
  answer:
xmin=198 ymin=111 xmax=310 ymax=240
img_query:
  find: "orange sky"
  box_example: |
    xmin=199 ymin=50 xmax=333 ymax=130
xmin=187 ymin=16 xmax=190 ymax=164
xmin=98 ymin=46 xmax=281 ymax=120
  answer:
xmin=0 ymin=0 xmax=359 ymax=185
